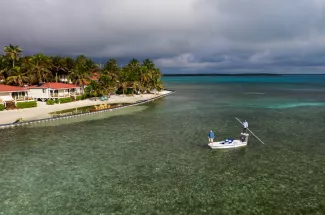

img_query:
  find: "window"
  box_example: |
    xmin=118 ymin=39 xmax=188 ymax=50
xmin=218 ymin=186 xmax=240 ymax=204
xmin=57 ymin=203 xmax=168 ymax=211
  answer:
xmin=43 ymin=89 xmax=46 ymax=93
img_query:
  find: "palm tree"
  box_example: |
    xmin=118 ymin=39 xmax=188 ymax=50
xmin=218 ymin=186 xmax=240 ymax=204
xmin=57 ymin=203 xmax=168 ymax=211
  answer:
xmin=128 ymin=59 xmax=140 ymax=78
xmin=85 ymin=58 xmax=98 ymax=74
xmin=20 ymin=56 xmax=35 ymax=85
xmin=6 ymin=66 xmax=28 ymax=86
xmin=3 ymin=44 xmax=22 ymax=68
xmin=29 ymin=53 xmax=52 ymax=83
xmin=128 ymin=58 xmax=140 ymax=68
xmin=63 ymin=57 xmax=75 ymax=83
xmin=139 ymin=66 xmax=151 ymax=92
xmin=0 ymin=69 xmax=5 ymax=83
xmin=84 ymin=80 xmax=101 ymax=97
xmin=120 ymin=81 xmax=128 ymax=96
xmin=103 ymin=59 xmax=120 ymax=74
xmin=98 ymin=74 xmax=116 ymax=96
xmin=51 ymin=56 xmax=66 ymax=82
xmin=151 ymin=76 xmax=164 ymax=93
xmin=142 ymin=59 xmax=155 ymax=70
xmin=25 ymin=73 xmax=37 ymax=85
xmin=149 ymin=68 xmax=164 ymax=93
xmin=129 ymin=81 xmax=140 ymax=96
xmin=69 ymin=62 xmax=91 ymax=90
xmin=0 ymin=56 xmax=8 ymax=82
xmin=20 ymin=56 xmax=31 ymax=69
xmin=75 ymin=55 xmax=88 ymax=65
xmin=0 ymin=45 xmax=165 ymax=93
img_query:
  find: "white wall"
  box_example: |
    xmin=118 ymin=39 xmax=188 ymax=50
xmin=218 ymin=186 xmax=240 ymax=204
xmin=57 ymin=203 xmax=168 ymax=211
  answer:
xmin=0 ymin=92 xmax=10 ymax=97
xmin=67 ymin=88 xmax=82 ymax=95
xmin=57 ymin=89 xmax=70 ymax=96
xmin=0 ymin=92 xmax=13 ymax=101
xmin=27 ymin=87 xmax=83 ymax=100
xmin=72 ymin=88 xmax=82 ymax=94
xmin=28 ymin=88 xmax=49 ymax=99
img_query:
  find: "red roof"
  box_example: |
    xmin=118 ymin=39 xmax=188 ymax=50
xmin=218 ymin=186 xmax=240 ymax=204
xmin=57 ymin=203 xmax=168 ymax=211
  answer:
xmin=28 ymin=83 xmax=81 ymax=90
xmin=0 ymin=84 xmax=28 ymax=92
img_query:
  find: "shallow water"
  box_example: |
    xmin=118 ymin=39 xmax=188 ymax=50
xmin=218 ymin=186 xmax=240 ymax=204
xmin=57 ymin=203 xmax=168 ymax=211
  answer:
xmin=0 ymin=76 xmax=325 ymax=214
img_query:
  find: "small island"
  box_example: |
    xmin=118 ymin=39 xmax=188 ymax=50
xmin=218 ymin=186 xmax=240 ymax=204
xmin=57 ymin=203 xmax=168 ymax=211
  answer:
xmin=0 ymin=44 xmax=172 ymax=125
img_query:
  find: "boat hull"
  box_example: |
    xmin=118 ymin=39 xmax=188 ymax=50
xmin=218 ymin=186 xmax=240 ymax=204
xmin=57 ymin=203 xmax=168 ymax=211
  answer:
xmin=208 ymin=140 xmax=247 ymax=149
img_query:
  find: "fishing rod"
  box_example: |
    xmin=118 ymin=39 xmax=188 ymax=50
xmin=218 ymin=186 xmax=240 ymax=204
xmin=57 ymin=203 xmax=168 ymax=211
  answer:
xmin=235 ymin=117 xmax=266 ymax=145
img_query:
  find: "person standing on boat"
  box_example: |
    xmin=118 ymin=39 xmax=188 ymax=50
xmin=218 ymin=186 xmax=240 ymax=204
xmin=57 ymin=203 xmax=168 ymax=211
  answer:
xmin=242 ymin=120 xmax=248 ymax=133
xmin=208 ymin=130 xmax=215 ymax=143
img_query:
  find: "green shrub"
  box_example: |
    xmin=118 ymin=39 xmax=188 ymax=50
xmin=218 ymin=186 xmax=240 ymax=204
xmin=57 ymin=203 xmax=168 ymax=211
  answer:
xmin=0 ymin=104 xmax=5 ymax=111
xmin=116 ymin=88 xmax=134 ymax=95
xmin=16 ymin=101 xmax=37 ymax=109
xmin=46 ymin=99 xmax=55 ymax=105
xmin=58 ymin=97 xmax=73 ymax=104
xmin=82 ymin=94 xmax=90 ymax=99
xmin=76 ymin=95 xmax=83 ymax=101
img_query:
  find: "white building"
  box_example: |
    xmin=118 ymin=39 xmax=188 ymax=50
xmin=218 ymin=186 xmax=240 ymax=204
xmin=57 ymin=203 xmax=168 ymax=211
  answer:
xmin=27 ymin=82 xmax=83 ymax=102
xmin=0 ymin=84 xmax=31 ymax=107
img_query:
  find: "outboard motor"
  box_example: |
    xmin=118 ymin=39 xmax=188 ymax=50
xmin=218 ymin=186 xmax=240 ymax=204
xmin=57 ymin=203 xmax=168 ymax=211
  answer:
xmin=240 ymin=133 xmax=249 ymax=142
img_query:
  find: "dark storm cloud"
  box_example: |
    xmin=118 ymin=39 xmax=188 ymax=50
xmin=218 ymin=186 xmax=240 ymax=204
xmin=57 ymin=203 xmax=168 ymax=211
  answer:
xmin=0 ymin=0 xmax=324 ymax=73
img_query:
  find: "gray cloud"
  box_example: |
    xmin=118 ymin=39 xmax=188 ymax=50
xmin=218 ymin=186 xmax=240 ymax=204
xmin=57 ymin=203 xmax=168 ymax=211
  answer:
xmin=0 ymin=0 xmax=325 ymax=73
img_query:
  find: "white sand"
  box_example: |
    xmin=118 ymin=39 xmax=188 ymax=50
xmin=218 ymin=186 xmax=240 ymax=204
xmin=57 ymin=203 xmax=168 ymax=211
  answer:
xmin=0 ymin=90 xmax=172 ymax=125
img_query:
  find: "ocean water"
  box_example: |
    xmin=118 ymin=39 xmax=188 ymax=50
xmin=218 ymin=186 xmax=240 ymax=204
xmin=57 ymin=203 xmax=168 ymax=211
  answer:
xmin=0 ymin=75 xmax=325 ymax=215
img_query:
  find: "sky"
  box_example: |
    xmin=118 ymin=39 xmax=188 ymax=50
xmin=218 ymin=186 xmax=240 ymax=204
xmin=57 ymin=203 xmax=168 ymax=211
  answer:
xmin=1 ymin=0 xmax=325 ymax=74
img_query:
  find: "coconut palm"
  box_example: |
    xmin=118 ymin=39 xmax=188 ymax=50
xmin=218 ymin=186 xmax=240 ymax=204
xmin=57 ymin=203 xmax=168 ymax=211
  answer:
xmin=0 ymin=70 xmax=5 ymax=83
xmin=103 ymin=59 xmax=120 ymax=74
xmin=129 ymin=81 xmax=140 ymax=96
xmin=69 ymin=64 xmax=91 ymax=90
xmin=20 ymin=56 xmax=35 ymax=85
xmin=127 ymin=59 xmax=141 ymax=80
xmin=128 ymin=58 xmax=140 ymax=68
xmin=64 ymin=57 xmax=75 ymax=74
xmin=62 ymin=57 xmax=75 ymax=83
xmin=1 ymin=45 xmax=164 ymax=94
xmin=51 ymin=56 xmax=66 ymax=82
xmin=75 ymin=55 xmax=88 ymax=65
xmin=20 ymin=56 xmax=31 ymax=69
xmin=119 ymin=81 xmax=128 ymax=96
xmin=3 ymin=44 xmax=22 ymax=68
xmin=85 ymin=59 xmax=97 ymax=70
xmin=84 ymin=80 xmax=101 ymax=97
xmin=29 ymin=53 xmax=52 ymax=83
xmin=142 ymin=58 xmax=155 ymax=70
xmin=6 ymin=66 xmax=28 ymax=86
xmin=152 ymin=77 xmax=164 ymax=92
xmin=0 ymin=56 xmax=8 ymax=82
xmin=98 ymin=74 xmax=117 ymax=96
xmin=139 ymin=67 xmax=152 ymax=92
xmin=25 ymin=73 xmax=37 ymax=85
xmin=68 ymin=56 xmax=97 ymax=94
xmin=150 ymin=68 xmax=164 ymax=92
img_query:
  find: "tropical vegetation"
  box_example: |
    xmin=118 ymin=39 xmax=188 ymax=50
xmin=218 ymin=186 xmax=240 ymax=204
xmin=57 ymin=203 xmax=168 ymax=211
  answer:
xmin=0 ymin=44 xmax=164 ymax=97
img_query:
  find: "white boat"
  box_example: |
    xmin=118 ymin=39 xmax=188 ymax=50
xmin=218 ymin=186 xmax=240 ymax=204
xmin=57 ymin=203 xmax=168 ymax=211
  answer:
xmin=208 ymin=133 xmax=249 ymax=149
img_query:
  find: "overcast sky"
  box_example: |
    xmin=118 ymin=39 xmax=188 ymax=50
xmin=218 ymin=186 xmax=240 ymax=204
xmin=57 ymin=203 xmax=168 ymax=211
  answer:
xmin=1 ymin=0 xmax=325 ymax=74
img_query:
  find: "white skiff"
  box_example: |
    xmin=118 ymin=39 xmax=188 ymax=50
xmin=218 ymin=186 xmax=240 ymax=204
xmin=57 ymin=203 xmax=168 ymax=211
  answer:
xmin=208 ymin=133 xmax=249 ymax=149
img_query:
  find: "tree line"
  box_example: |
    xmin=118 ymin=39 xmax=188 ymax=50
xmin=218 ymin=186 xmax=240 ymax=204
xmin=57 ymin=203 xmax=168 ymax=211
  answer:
xmin=0 ymin=44 xmax=164 ymax=96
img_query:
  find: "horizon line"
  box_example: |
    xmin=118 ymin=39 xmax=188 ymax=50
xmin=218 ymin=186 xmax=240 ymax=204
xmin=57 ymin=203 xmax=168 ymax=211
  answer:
xmin=162 ymin=73 xmax=325 ymax=76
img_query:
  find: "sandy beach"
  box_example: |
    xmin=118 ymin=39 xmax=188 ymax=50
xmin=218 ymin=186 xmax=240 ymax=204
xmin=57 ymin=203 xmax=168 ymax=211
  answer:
xmin=0 ymin=90 xmax=172 ymax=125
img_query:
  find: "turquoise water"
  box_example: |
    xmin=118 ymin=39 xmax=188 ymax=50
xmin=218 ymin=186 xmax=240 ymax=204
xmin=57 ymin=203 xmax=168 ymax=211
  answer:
xmin=1 ymin=75 xmax=325 ymax=214
xmin=163 ymin=75 xmax=325 ymax=84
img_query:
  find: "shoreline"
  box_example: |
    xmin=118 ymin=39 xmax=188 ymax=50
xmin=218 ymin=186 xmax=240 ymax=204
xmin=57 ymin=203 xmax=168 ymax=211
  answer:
xmin=0 ymin=90 xmax=174 ymax=128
